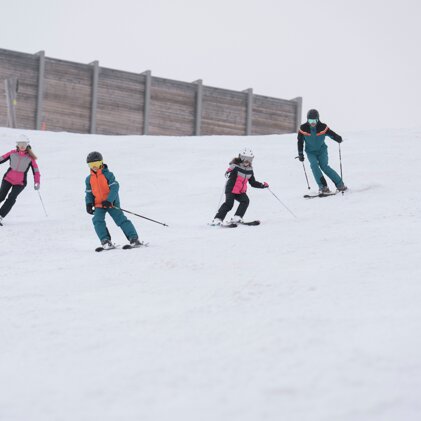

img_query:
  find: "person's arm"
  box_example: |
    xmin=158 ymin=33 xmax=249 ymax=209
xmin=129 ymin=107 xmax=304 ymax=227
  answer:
xmin=105 ymin=171 xmax=119 ymax=204
xmin=30 ymin=158 xmax=41 ymax=188
xmin=249 ymin=173 xmax=268 ymax=189
xmin=297 ymin=131 xmax=305 ymax=155
xmin=224 ymin=166 xmax=238 ymax=192
xmin=0 ymin=151 xmax=12 ymax=165
xmin=326 ymin=127 xmax=343 ymax=143
xmin=85 ymin=176 xmax=95 ymax=204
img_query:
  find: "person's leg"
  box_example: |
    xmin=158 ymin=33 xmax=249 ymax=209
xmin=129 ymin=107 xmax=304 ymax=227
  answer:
xmin=0 ymin=180 xmax=12 ymax=204
xmin=234 ymin=194 xmax=250 ymax=218
xmin=215 ymin=193 xmax=235 ymax=221
xmin=306 ymin=151 xmax=327 ymax=189
xmin=108 ymin=207 xmax=138 ymax=241
xmin=318 ymin=147 xmax=343 ymax=187
xmin=92 ymin=208 xmax=110 ymax=242
xmin=0 ymin=183 xmax=25 ymax=218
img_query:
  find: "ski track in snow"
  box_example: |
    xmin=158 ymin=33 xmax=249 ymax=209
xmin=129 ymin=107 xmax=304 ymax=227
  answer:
xmin=0 ymin=128 xmax=421 ymax=421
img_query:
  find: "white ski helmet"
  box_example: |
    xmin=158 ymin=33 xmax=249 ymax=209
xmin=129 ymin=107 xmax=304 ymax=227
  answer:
xmin=16 ymin=134 xmax=30 ymax=147
xmin=239 ymin=147 xmax=254 ymax=162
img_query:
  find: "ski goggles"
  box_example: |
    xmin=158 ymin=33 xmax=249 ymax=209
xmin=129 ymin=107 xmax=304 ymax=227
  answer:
xmin=16 ymin=142 xmax=29 ymax=148
xmin=88 ymin=160 xmax=103 ymax=168
xmin=240 ymin=156 xmax=254 ymax=162
xmin=308 ymin=119 xmax=318 ymax=124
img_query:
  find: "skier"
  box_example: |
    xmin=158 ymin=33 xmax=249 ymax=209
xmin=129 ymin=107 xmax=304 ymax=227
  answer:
xmin=85 ymin=151 xmax=141 ymax=249
xmin=297 ymin=109 xmax=347 ymax=193
xmin=0 ymin=134 xmax=40 ymax=225
xmin=211 ymin=148 xmax=269 ymax=226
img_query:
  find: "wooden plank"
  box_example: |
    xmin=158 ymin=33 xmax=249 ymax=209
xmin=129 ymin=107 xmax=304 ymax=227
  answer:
xmin=149 ymin=77 xmax=196 ymax=136
xmin=0 ymin=49 xmax=39 ymax=129
xmin=201 ymin=86 xmax=247 ymax=135
xmin=252 ymin=94 xmax=297 ymax=134
xmin=42 ymin=59 xmax=92 ymax=133
xmin=96 ymin=68 xmax=145 ymax=135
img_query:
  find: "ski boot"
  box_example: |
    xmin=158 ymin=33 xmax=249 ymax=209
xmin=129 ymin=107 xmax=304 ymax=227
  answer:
xmin=319 ymin=186 xmax=331 ymax=194
xmin=101 ymin=239 xmax=115 ymax=250
xmin=210 ymin=218 xmax=223 ymax=226
xmin=130 ymin=238 xmax=142 ymax=247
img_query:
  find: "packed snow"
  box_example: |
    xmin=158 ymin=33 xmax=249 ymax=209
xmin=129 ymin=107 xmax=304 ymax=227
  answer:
xmin=0 ymin=127 xmax=420 ymax=421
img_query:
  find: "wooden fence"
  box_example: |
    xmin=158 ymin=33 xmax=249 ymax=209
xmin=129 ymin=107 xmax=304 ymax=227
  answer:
xmin=0 ymin=48 xmax=302 ymax=136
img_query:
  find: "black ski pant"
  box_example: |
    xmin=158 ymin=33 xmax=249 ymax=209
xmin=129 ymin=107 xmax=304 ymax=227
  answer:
xmin=215 ymin=192 xmax=250 ymax=221
xmin=0 ymin=180 xmax=25 ymax=218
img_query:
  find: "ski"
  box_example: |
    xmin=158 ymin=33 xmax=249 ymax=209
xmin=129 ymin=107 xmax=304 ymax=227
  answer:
xmin=208 ymin=223 xmax=238 ymax=228
xmin=304 ymin=192 xmax=338 ymax=199
xmin=122 ymin=241 xmax=149 ymax=249
xmin=95 ymin=243 xmax=118 ymax=252
xmin=239 ymin=220 xmax=260 ymax=226
xmin=95 ymin=246 xmax=117 ymax=252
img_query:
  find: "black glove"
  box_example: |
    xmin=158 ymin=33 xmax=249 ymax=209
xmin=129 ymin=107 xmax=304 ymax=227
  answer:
xmin=298 ymin=154 xmax=305 ymax=162
xmin=102 ymin=200 xmax=112 ymax=209
xmin=86 ymin=203 xmax=95 ymax=215
xmin=337 ymin=136 xmax=343 ymax=143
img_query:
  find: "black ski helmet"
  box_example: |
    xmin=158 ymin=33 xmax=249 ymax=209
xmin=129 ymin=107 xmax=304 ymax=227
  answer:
xmin=86 ymin=151 xmax=103 ymax=163
xmin=307 ymin=109 xmax=319 ymax=120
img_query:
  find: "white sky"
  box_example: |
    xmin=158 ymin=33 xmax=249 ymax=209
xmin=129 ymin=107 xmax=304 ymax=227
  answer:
xmin=1 ymin=0 xmax=420 ymax=131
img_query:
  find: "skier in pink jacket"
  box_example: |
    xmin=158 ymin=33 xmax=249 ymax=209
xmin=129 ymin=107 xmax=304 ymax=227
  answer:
xmin=212 ymin=148 xmax=268 ymax=226
xmin=0 ymin=135 xmax=40 ymax=225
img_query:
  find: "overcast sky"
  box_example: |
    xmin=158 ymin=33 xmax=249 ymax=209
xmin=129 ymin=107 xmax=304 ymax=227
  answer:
xmin=1 ymin=0 xmax=420 ymax=131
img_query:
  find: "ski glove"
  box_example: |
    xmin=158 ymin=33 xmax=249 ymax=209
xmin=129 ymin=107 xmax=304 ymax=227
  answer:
xmin=263 ymin=182 xmax=269 ymax=188
xmin=298 ymin=154 xmax=305 ymax=162
xmin=86 ymin=203 xmax=95 ymax=215
xmin=34 ymin=183 xmax=40 ymax=190
xmin=102 ymin=200 xmax=112 ymax=209
xmin=337 ymin=136 xmax=343 ymax=143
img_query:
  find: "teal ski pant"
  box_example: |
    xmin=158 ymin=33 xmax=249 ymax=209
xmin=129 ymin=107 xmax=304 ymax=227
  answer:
xmin=306 ymin=147 xmax=343 ymax=189
xmin=92 ymin=207 xmax=138 ymax=242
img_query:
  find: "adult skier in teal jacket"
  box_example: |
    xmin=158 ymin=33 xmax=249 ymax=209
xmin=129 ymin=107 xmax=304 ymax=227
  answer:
xmin=297 ymin=109 xmax=347 ymax=193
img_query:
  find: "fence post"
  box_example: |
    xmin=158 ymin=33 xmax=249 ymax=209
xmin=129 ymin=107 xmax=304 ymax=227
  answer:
xmin=4 ymin=78 xmax=18 ymax=128
xmin=35 ymin=50 xmax=45 ymax=130
xmin=89 ymin=60 xmax=99 ymax=134
xmin=243 ymin=88 xmax=253 ymax=135
xmin=141 ymin=70 xmax=151 ymax=135
xmin=193 ymin=79 xmax=203 ymax=136
xmin=291 ymin=96 xmax=303 ymax=132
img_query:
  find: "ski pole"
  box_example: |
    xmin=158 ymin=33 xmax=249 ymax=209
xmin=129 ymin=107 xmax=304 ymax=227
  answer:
xmin=216 ymin=183 xmax=226 ymax=212
xmin=339 ymin=143 xmax=344 ymax=195
xmin=267 ymin=188 xmax=297 ymax=219
xmin=215 ymin=178 xmax=228 ymax=213
xmin=339 ymin=143 xmax=344 ymax=181
xmin=37 ymin=190 xmax=48 ymax=217
xmin=115 ymin=207 xmax=169 ymax=227
xmin=295 ymin=156 xmax=311 ymax=190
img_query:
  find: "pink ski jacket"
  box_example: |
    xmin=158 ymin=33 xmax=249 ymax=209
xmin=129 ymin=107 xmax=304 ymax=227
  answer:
xmin=0 ymin=150 xmax=41 ymax=186
xmin=225 ymin=161 xmax=265 ymax=194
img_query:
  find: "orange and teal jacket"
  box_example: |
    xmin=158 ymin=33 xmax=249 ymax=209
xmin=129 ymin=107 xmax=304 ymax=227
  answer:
xmin=85 ymin=164 xmax=120 ymax=208
xmin=297 ymin=121 xmax=342 ymax=154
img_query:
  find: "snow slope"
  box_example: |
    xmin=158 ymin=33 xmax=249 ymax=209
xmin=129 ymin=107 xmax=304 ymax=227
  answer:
xmin=0 ymin=127 xmax=420 ymax=421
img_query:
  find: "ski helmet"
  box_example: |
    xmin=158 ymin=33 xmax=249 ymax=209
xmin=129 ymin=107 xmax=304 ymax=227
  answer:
xmin=239 ymin=147 xmax=254 ymax=162
xmin=86 ymin=151 xmax=103 ymax=163
xmin=16 ymin=134 xmax=30 ymax=147
xmin=307 ymin=109 xmax=319 ymax=120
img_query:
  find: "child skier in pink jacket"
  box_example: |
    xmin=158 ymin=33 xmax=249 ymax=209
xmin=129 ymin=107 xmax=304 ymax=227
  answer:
xmin=0 ymin=135 xmax=40 ymax=225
